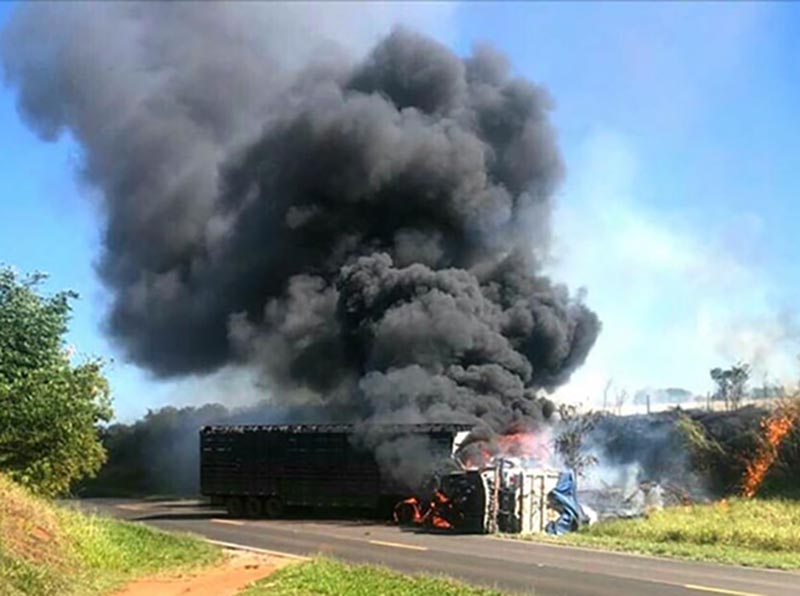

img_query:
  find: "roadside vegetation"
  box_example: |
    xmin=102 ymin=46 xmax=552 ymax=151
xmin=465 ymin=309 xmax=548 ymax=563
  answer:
xmin=242 ymin=557 xmax=516 ymax=596
xmin=676 ymin=400 xmax=800 ymax=498
xmin=0 ymin=267 xmax=112 ymax=496
xmin=0 ymin=473 xmax=221 ymax=596
xmin=0 ymin=267 xmax=223 ymax=596
xmin=517 ymin=498 xmax=800 ymax=570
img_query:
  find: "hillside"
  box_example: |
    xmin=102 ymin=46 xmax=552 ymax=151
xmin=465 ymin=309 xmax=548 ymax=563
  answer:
xmin=0 ymin=474 xmax=220 ymax=595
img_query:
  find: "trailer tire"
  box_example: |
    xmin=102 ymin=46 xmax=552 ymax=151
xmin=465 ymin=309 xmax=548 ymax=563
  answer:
xmin=264 ymin=496 xmax=284 ymax=519
xmin=225 ymin=497 xmax=244 ymax=518
xmin=244 ymin=497 xmax=263 ymax=518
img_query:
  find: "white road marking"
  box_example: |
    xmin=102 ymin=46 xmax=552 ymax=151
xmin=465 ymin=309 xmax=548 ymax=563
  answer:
xmin=368 ymin=539 xmax=428 ymax=551
xmin=211 ymin=518 xmax=245 ymax=526
xmin=116 ymin=504 xmax=147 ymax=511
xmin=204 ymin=539 xmax=311 ymax=561
xmin=685 ymin=584 xmax=765 ymax=596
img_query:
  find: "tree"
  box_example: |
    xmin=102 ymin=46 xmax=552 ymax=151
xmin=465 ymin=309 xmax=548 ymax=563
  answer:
xmin=554 ymin=404 xmax=602 ymax=477
xmin=0 ymin=267 xmax=112 ymax=496
xmin=710 ymin=363 xmax=750 ymax=411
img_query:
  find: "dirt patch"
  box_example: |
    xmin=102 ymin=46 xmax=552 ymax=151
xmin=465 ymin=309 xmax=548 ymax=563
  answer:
xmin=109 ymin=550 xmax=293 ymax=596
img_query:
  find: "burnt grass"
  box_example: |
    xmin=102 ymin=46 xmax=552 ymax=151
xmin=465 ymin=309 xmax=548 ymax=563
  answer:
xmin=590 ymin=405 xmax=800 ymax=499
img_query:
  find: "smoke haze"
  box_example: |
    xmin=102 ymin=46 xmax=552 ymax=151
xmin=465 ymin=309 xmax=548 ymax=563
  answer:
xmin=2 ymin=3 xmax=598 ymax=433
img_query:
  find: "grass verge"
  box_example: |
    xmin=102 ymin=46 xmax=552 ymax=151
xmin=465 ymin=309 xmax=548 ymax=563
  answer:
xmin=0 ymin=474 xmax=221 ymax=596
xmin=241 ymin=557 xmax=517 ymax=596
xmin=511 ymin=498 xmax=800 ymax=570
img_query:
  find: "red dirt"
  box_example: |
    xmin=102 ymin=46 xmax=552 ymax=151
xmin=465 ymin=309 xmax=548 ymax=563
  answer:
xmin=109 ymin=550 xmax=293 ymax=596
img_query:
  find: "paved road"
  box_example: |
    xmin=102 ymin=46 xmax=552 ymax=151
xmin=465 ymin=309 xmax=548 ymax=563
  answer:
xmin=76 ymin=499 xmax=798 ymax=596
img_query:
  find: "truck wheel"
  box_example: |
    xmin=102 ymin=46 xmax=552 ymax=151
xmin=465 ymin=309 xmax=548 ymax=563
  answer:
xmin=225 ymin=497 xmax=244 ymax=518
xmin=245 ymin=497 xmax=263 ymax=518
xmin=264 ymin=496 xmax=284 ymax=519
xmin=395 ymin=502 xmax=418 ymax=526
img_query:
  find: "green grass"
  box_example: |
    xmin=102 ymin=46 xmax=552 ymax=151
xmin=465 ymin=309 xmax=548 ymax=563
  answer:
xmin=512 ymin=498 xmax=800 ymax=570
xmin=241 ymin=557 xmax=518 ymax=596
xmin=0 ymin=474 xmax=221 ymax=596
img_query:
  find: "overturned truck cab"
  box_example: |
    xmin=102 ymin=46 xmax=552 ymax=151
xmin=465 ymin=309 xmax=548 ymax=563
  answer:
xmin=398 ymin=461 xmax=562 ymax=534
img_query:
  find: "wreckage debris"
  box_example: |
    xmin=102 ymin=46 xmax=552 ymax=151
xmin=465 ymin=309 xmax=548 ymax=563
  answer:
xmin=545 ymin=470 xmax=587 ymax=535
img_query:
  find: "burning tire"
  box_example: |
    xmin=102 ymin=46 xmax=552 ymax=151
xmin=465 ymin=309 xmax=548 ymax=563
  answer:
xmin=394 ymin=501 xmax=421 ymax=527
xmin=264 ymin=496 xmax=284 ymax=519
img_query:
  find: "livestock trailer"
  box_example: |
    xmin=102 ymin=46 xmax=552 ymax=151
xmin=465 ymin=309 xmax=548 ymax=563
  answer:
xmin=200 ymin=423 xmax=470 ymax=518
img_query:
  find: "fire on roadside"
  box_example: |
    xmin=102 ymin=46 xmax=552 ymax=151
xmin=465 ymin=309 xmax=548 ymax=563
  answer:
xmin=741 ymin=403 xmax=798 ymax=498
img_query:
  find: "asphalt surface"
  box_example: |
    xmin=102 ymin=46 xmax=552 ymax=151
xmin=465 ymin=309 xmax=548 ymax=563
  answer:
xmin=76 ymin=498 xmax=799 ymax=596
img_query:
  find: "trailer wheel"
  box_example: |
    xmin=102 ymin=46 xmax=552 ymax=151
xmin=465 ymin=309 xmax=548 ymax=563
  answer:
xmin=264 ymin=496 xmax=284 ymax=519
xmin=225 ymin=497 xmax=244 ymax=518
xmin=245 ymin=497 xmax=263 ymax=518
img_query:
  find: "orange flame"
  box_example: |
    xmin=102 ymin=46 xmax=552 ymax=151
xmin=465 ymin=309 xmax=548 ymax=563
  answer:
xmin=393 ymin=496 xmax=423 ymax=525
xmin=742 ymin=408 xmax=797 ymax=498
xmin=425 ymin=489 xmax=453 ymax=529
xmin=395 ymin=489 xmax=454 ymax=530
xmin=460 ymin=430 xmax=551 ymax=470
xmin=496 ymin=431 xmax=552 ymax=460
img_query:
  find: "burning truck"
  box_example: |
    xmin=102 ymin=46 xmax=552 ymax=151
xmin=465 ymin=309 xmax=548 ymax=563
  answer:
xmin=200 ymin=423 xmax=585 ymax=534
xmin=394 ymin=457 xmax=563 ymax=534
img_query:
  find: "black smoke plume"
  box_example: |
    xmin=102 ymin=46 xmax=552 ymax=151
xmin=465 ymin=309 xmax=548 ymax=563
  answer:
xmin=2 ymin=4 xmax=599 ymax=435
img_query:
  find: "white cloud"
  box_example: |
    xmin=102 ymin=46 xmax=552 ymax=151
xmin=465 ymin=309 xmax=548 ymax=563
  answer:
xmin=549 ymin=129 xmax=799 ymax=405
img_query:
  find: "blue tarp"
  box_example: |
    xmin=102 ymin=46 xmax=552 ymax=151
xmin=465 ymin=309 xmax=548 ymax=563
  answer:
xmin=545 ymin=469 xmax=586 ymax=535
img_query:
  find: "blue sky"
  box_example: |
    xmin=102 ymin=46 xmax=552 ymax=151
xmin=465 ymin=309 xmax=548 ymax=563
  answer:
xmin=1 ymin=2 xmax=798 ymax=420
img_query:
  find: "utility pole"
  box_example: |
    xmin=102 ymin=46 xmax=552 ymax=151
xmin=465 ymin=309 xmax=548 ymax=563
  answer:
xmin=602 ymin=379 xmax=612 ymax=413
